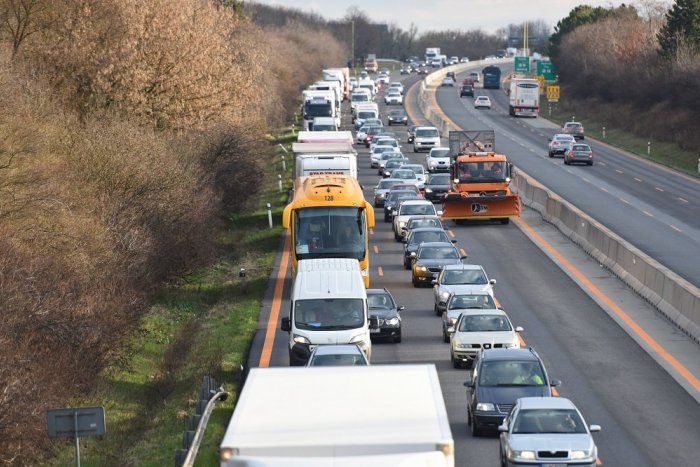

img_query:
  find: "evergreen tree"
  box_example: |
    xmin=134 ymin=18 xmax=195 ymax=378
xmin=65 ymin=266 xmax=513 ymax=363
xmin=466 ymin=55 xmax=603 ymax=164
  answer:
xmin=657 ymin=0 xmax=700 ymax=59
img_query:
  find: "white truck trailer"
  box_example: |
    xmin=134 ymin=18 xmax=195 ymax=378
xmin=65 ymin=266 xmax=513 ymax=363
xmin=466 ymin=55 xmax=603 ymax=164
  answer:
xmin=219 ymin=364 xmax=455 ymax=467
xmin=508 ymin=78 xmax=540 ymax=117
xmin=292 ymin=142 xmax=358 ymax=180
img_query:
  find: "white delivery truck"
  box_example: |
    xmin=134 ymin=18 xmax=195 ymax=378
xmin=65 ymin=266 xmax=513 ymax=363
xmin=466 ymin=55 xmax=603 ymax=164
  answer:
xmin=310 ymin=80 xmax=342 ymax=114
xmin=220 ymin=364 xmax=455 ymax=467
xmin=296 ymin=130 xmax=353 ymax=145
xmin=301 ymin=90 xmax=337 ymax=130
xmin=322 ymin=67 xmax=350 ymax=101
xmin=280 ymin=258 xmax=372 ymax=366
xmin=352 ymin=101 xmax=379 ymax=127
xmin=292 ymin=142 xmax=358 ymax=180
xmin=509 ymin=78 xmax=540 ymax=117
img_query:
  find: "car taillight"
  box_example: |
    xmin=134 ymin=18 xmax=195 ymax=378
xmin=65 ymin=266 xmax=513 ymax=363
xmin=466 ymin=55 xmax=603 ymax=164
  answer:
xmin=588 ymin=152 xmax=593 ymax=158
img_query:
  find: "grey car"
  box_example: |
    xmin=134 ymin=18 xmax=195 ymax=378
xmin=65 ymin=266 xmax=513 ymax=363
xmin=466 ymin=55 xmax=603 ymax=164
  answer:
xmin=433 ymin=264 xmax=496 ymax=315
xmin=499 ymin=397 xmax=600 ymax=466
xmin=410 ymin=242 xmax=466 ymax=287
xmin=441 ymin=293 xmax=497 ymax=343
xmin=564 ymin=143 xmax=594 ymax=166
xmin=373 ymin=178 xmax=404 ymax=207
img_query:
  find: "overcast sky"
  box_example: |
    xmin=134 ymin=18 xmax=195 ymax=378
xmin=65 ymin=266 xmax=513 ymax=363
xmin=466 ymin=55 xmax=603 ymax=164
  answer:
xmin=251 ymin=1 xmax=669 ymax=34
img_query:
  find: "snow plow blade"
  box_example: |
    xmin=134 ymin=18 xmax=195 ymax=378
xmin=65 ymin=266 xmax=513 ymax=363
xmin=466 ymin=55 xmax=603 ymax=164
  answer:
xmin=441 ymin=192 xmax=521 ymax=220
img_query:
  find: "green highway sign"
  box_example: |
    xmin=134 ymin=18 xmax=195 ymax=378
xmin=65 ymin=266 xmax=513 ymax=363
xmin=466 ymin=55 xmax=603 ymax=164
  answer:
xmin=537 ymin=61 xmax=556 ymax=81
xmin=514 ymin=56 xmax=530 ymax=73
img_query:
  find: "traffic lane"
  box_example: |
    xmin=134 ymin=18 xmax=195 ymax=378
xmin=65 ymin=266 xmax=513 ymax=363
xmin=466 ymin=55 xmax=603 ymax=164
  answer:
xmin=433 ymin=83 xmax=700 ymax=288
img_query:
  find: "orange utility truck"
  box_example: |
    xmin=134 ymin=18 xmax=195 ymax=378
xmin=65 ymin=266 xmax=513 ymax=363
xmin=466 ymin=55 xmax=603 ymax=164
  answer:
xmin=441 ymin=130 xmax=520 ymax=224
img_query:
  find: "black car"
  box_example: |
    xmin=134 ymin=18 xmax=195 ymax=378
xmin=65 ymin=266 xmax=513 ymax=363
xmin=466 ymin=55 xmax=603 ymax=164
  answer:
xmin=387 ymin=109 xmax=408 ymax=126
xmin=403 ymin=227 xmax=453 ymax=269
xmin=384 ymin=192 xmax=423 ymax=222
xmin=446 ymin=71 xmax=456 ymax=81
xmin=460 ymin=84 xmax=474 ymax=97
xmin=399 ymin=67 xmax=410 ymax=75
xmin=464 ymin=348 xmax=561 ymax=436
xmin=410 ymin=242 xmax=466 ymax=286
xmin=367 ymin=288 xmax=404 ymax=343
xmin=423 ymin=173 xmax=451 ymax=202
xmin=407 ymin=124 xmax=419 ymax=143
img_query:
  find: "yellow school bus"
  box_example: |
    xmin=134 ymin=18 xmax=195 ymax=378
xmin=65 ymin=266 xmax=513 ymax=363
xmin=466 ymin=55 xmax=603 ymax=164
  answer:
xmin=282 ymin=175 xmax=375 ymax=287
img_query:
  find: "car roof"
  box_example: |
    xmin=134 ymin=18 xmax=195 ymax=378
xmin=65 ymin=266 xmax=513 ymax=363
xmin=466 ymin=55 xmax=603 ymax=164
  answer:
xmin=442 ymin=263 xmax=484 ymax=271
xmin=480 ymin=348 xmax=541 ymax=362
xmin=311 ymin=344 xmax=364 ymax=356
xmin=517 ymin=397 xmax=576 ymax=410
xmin=400 ymin=199 xmax=432 ymax=206
xmin=408 ymin=227 xmax=445 ymax=234
xmin=416 ymin=126 xmax=438 ymax=130
xmin=418 ymin=241 xmax=457 ymax=249
xmin=456 ymin=308 xmax=507 ymax=317
xmin=553 ymin=133 xmax=575 ymax=139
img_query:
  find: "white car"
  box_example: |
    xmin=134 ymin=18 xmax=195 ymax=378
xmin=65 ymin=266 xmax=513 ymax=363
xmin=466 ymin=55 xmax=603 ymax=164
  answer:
xmin=392 ymin=199 xmax=438 ymax=241
xmin=474 ymin=96 xmax=492 ymax=109
xmin=377 ymin=151 xmax=407 ymax=173
xmin=377 ymin=73 xmax=390 ymax=84
xmin=448 ymin=308 xmax=522 ymax=368
xmin=426 ymin=147 xmax=451 ymax=172
xmin=306 ymin=344 xmax=370 ymax=366
xmin=401 ymin=163 xmax=427 ymax=186
xmin=433 ymin=264 xmax=496 ymax=315
xmin=548 ymin=133 xmax=576 ymax=157
xmin=441 ymin=77 xmax=455 ymax=87
xmin=385 ymin=89 xmax=403 ymax=105
xmin=356 ymin=124 xmax=380 ymax=144
xmin=371 ymin=136 xmax=400 ymax=152
xmin=387 ymin=168 xmax=421 ymax=191
xmin=370 ymin=146 xmax=402 ymax=168
xmin=388 ymin=82 xmax=405 ymax=95
xmin=413 ymin=126 xmax=441 ymax=152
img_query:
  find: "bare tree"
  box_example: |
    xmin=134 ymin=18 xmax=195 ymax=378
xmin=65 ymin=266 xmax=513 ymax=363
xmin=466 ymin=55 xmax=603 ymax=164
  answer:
xmin=0 ymin=0 xmax=45 ymax=58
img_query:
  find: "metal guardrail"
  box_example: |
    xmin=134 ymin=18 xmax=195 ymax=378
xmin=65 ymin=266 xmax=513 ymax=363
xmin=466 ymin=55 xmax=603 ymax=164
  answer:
xmin=175 ymin=376 xmax=229 ymax=467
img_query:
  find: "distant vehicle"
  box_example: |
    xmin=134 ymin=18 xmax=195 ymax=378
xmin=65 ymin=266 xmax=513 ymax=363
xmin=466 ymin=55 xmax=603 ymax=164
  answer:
xmin=407 ymin=124 xmax=419 ymax=143
xmin=384 ymin=89 xmax=404 ymax=105
xmin=460 ymin=57 xmax=470 ymax=63
xmin=499 ymin=397 xmax=601 ymax=467
xmin=449 ymin=56 xmax=459 ymax=65
xmin=388 ymin=82 xmax=405 ymax=94
xmin=417 ymin=67 xmax=430 ymax=75
xmin=410 ymin=242 xmax=466 ymax=287
xmin=387 ymin=108 xmax=408 ymax=126
xmin=356 ymin=124 xmax=382 ymax=145
xmin=364 ymin=57 xmax=378 ymax=73
xmin=474 ymin=96 xmax=492 ymax=109
xmin=548 ymin=133 xmax=576 ymax=157
xmin=367 ymin=288 xmax=403 ymax=343
xmin=413 ymin=126 xmax=441 ymax=152
xmin=464 ymin=348 xmax=561 ymax=436
xmin=441 ymin=76 xmax=455 ymax=87
xmin=433 ymin=263 xmax=496 ymax=315
xmin=469 ymin=71 xmax=480 ymax=82
xmin=448 ymin=308 xmax=522 ymax=366
xmin=377 ymin=73 xmax=390 ymax=85
xmin=496 ymin=49 xmax=507 ymax=58
xmin=311 ymin=116 xmax=338 ymax=131
xmin=482 ymin=66 xmax=501 ymax=89
xmin=402 ymin=163 xmax=427 ymax=186
xmin=565 ymin=143 xmax=594 ymax=166
xmin=508 ymin=78 xmax=540 ymax=117
xmin=400 ymin=67 xmax=410 ymax=75
xmin=373 ymin=178 xmax=404 ymax=207
xmin=459 ymin=84 xmax=474 ymax=97
xmin=425 ymin=47 xmax=441 ymax=63
xmin=382 ymin=158 xmax=408 ymax=178
xmin=307 ymin=344 xmax=370 ymax=366
xmin=383 ymin=191 xmax=423 ymax=222
xmin=430 ymin=57 xmax=443 ymax=68
xmin=563 ymin=121 xmax=585 ymax=140
xmin=425 ymin=147 xmax=451 ymax=173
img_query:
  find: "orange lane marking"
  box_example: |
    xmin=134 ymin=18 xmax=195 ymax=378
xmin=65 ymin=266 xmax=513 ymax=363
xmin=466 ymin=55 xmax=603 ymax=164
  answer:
xmin=448 ymin=229 xmax=456 ymax=238
xmin=259 ymin=232 xmax=291 ymax=368
xmin=377 ymin=266 xmax=384 ymax=276
xmin=373 ymin=245 xmax=379 ymax=254
xmin=552 ymin=387 xmax=559 ymax=396
xmin=634 ymin=177 xmax=643 ymax=182
xmin=515 ymin=217 xmax=700 ymax=393
xmin=369 ymin=228 xmax=374 ymax=235
xmin=517 ymin=333 xmax=526 ymax=348
xmin=597 ymin=458 xmax=603 ymax=465
xmin=670 ymin=225 xmax=682 ymax=232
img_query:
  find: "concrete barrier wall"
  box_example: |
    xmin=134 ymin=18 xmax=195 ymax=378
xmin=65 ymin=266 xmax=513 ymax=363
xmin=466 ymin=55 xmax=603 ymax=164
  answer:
xmin=414 ymin=65 xmax=700 ymax=343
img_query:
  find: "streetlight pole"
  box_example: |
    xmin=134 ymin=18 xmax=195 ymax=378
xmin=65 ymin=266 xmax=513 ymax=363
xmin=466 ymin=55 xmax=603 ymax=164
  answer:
xmin=351 ymin=19 xmax=355 ymax=77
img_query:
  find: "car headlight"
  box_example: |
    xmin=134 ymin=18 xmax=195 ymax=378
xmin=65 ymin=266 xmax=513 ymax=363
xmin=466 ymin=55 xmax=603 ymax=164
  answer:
xmin=440 ymin=291 xmax=450 ymax=300
xmin=292 ymin=334 xmax=310 ymax=344
xmin=475 ymin=402 xmax=495 ymax=412
xmin=570 ymin=450 xmax=592 ymax=460
xmin=425 ymin=188 xmax=433 ymax=193
xmin=454 ymin=343 xmax=471 ymax=349
xmin=507 ymin=449 xmax=536 ymax=461
xmin=399 ymin=221 xmax=406 ymax=228
xmin=385 ymin=317 xmax=399 ymax=326
xmin=417 ymin=266 xmax=427 ymax=272
xmin=377 ymin=193 xmax=385 ymax=199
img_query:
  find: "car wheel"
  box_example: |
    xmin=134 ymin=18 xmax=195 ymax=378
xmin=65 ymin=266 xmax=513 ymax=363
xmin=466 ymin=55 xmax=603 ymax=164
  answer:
xmin=394 ymin=332 xmax=402 ymax=343
xmin=412 ymin=276 xmax=418 ymax=287
xmin=588 ymin=161 xmax=594 ymax=166
xmin=548 ymin=152 xmax=553 ymax=157
xmin=452 ymin=353 xmax=461 ymax=369
xmin=471 ymin=416 xmax=482 ymax=437
xmin=443 ymin=328 xmax=449 ymax=343
xmin=564 ymin=158 xmax=569 ymax=165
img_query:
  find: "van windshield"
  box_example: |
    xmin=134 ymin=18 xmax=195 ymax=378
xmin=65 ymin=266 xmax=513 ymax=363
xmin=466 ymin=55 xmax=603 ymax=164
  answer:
xmin=295 ymin=299 xmax=365 ymax=330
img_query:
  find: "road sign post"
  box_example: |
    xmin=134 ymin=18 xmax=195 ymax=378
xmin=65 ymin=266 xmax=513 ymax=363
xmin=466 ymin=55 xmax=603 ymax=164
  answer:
xmin=47 ymin=406 xmax=106 ymax=467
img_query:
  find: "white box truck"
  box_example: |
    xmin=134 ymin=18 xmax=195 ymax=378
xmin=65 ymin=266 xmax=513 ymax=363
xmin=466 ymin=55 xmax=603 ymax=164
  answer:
xmin=292 ymin=142 xmax=358 ymax=180
xmin=219 ymin=364 xmax=455 ymax=467
xmin=301 ymin=90 xmax=337 ymax=130
xmin=509 ymin=78 xmax=540 ymax=117
xmin=280 ymin=258 xmax=372 ymax=366
xmin=296 ymin=131 xmax=353 ymax=145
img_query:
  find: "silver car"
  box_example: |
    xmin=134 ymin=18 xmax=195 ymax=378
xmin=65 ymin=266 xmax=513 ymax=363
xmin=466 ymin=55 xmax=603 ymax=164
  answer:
xmin=433 ymin=264 xmax=496 ymax=315
xmin=499 ymin=397 xmax=600 ymax=467
xmin=441 ymin=293 xmax=497 ymax=343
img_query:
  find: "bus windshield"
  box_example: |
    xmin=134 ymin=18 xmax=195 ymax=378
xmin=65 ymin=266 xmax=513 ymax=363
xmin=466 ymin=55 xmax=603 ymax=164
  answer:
xmin=294 ymin=207 xmax=366 ymax=260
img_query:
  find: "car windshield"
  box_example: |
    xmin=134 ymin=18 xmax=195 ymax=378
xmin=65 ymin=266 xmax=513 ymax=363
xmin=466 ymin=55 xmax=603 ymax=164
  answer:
xmin=295 ymin=298 xmax=365 ymax=331
xmin=410 ymin=230 xmax=448 ymax=245
xmin=555 ymin=135 xmax=574 ymax=141
xmin=428 ymin=174 xmax=451 ymax=185
xmin=400 ymin=204 xmax=436 ymax=216
xmin=448 ymin=295 xmax=496 ymax=309
xmin=351 ymin=94 xmax=369 ymax=102
xmin=512 ymin=409 xmax=587 ymax=434
xmin=572 ymin=144 xmax=590 ymax=151
xmin=416 ymin=128 xmax=439 ymax=137
xmin=376 ymin=139 xmax=398 ymax=147
xmin=419 ymin=247 xmax=459 ymax=260
xmin=408 ymin=218 xmax=442 ymax=229
xmin=390 ymin=110 xmax=406 ymax=116
xmin=455 ymin=161 xmax=506 ymax=182
xmin=358 ymin=111 xmax=376 ymax=119
xmin=378 ymin=180 xmax=401 ymax=189
xmin=458 ymin=314 xmax=511 ymax=332
xmin=442 ymin=269 xmax=487 ymax=285
xmin=478 ymin=361 xmax=546 ymax=387
xmin=367 ymin=292 xmax=395 ymax=309
xmin=388 ymin=90 xmax=400 ymax=96
xmin=404 ymin=165 xmax=425 ymax=174
xmin=566 ymin=123 xmax=582 ymax=129
xmin=430 ymin=149 xmax=450 ymax=158
xmin=392 ymin=170 xmax=416 ymax=179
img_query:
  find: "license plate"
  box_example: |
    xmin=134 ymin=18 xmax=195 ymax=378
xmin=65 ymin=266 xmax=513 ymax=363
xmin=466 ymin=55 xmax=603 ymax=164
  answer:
xmin=370 ymin=328 xmax=381 ymax=333
xmin=541 ymin=464 xmax=564 ymax=467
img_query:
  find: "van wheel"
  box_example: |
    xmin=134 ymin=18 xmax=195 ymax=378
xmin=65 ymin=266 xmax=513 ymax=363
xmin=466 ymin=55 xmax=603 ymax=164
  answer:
xmin=394 ymin=333 xmax=402 ymax=343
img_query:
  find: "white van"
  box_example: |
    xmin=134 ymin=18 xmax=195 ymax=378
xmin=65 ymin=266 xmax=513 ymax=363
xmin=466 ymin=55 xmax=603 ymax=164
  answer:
xmin=352 ymin=102 xmax=379 ymax=126
xmin=281 ymin=258 xmax=374 ymax=366
xmin=350 ymin=89 xmax=372 ymax=112
xmin=311 ymin=117 xmax=338 ymax=131
xmin=356 ymin=79 xmax=376 ymax=98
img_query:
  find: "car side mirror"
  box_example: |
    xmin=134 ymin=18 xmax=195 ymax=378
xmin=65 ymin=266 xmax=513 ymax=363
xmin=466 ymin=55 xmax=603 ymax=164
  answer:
xmin=451 ymin=239 xmax=457 ymax=243
xmin=397 ymin=306 xmax=405 ymax=311
xmin=490 ymin=279 xmax=497 ymax=285
xmin=550 ymin=379 xmax=562 ymax=387
xmin=431 ymin=279 xmax=437 ymax=285
xmin=460 ymin=255 xmax=468 ymax=260
xmin=447 ymin=326 xmax=455 ymax=334
xmin=410 ymin=252 xmax=417 ymax=257
xmin=589 ymin=425 xmax=602 ymax=433
xmin=498 ymin=424 xmax=508 ymax=433
xmin=368 ymin=316 xmax=379 ymax=329
xmin=514 ymin=326 xmax=524 ymax=332
xmin=463 ymin=378 xmax=474 ymax=388
xmin=281 ymin=317 xmax=291 ymax=332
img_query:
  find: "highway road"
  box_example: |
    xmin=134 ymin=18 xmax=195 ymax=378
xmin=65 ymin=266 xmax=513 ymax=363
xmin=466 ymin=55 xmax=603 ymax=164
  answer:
xmin=433 ymin=65 xmax=700 ymax=290
xmin=246 ymin=70 xmax=700 ymax=466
